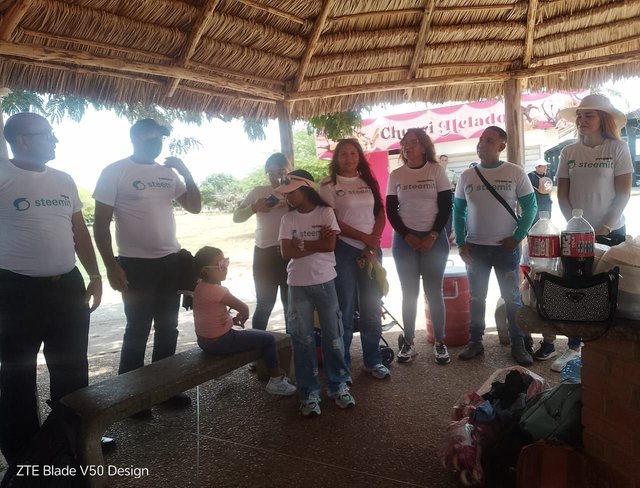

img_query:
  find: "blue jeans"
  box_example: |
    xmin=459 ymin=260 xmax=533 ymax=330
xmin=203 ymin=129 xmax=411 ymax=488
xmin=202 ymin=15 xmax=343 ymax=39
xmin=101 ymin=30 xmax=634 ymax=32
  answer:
xmin=197 ymin=328 xmax=279 ymax=370
xmin=466 ymin=244 xmax=525 ymax=346
xmin=118 ymin=254 xmax=181 ymax=374
xmin=287 ymin=281 xmax=350 ymax=400
xmin=334 ymin=240 xmax=383 ymax=368
xmin=392 ymin=231 xmax=449 ymax=342
xmin=252 ymin=246 xmax=288 ymax=331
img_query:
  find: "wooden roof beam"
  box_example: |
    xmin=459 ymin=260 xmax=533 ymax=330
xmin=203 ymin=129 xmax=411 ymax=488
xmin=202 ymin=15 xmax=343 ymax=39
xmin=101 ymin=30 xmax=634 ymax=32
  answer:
xmin=0 ymin=41 xmax=284 ymax=100
xmin=166 ymin=0 xmax=222 ymax=98
xmin=22 ymin=29 xmax=285 ymax=88
xmin=293 ymin=0 xmax=335 ymax=91
xmin=405 ymin=0 xmax=436 ymax=100
xmin=522 ymin=0 xmax=539 ymax=67
xmin=288 ymin=48 xmax=640 ymax=102
xmin=233 ymin=0 xmax=311 ymax=28
xmin=533 ymin=33 xmax=640 ymax=64
xmin=0 ymin=0 xmax=33 ymax=41
xmin=328 ymin=2 xmax=519 ymax=24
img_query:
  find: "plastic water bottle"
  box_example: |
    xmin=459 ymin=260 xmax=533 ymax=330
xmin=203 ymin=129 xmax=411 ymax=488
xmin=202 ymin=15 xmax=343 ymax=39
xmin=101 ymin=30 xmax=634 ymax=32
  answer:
xmin=561 ymin=209 xmax=595 ymax=278
xmin=527 ymin=211 xmax=561 ymax=274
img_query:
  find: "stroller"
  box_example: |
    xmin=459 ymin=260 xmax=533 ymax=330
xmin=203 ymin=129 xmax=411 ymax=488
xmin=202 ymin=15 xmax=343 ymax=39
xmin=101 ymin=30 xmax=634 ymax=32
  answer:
xmin=374 ymin=301 xmax=405 ymax=366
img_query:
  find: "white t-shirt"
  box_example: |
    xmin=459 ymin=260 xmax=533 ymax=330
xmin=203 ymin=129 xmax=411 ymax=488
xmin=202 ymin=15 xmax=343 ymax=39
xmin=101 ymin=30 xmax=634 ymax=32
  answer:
xmin=239 ymin=185 xmax=288 ymax=248
xmin=319 ymin=175 xmax=376 ymax=250
xmin=0 ymin=160 xmax=82 ymax=276
xmin=556 ymin=139 xmax=633 ymax=230
xmin=455 ymin=162 xmax=534 ymax=245
xmin=386 ymin=163 xmax=451 ymax=232
xmin=278 ymin=206 xmax=340 ymax=286
xmin=93 ymin=158 xmax=186 ymax=258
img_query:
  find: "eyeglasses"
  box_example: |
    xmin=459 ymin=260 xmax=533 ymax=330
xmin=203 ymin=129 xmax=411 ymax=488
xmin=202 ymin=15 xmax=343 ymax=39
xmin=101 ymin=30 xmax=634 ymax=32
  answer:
xmin=204 ymin=258 xmax=230 ymax=270
xmin=400 ymin=139 xmax=420 ymax=148
xmin=21 ymin=131 xmax=56 ymax=142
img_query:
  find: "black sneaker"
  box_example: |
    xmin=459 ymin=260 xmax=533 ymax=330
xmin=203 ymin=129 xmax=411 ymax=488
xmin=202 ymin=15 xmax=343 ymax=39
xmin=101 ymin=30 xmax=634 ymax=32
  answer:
xmin=458 ymin=342 xmax=484 ymax=360
xmin=511 ymin=344 xmax=533 ymax=366
xmin=533 ymin=341 xmax=557 ymax=361
xmin=524 ymin=336 xmax=534 ymax=355
xmin=158 ymin=392 xmax=192 ymax=408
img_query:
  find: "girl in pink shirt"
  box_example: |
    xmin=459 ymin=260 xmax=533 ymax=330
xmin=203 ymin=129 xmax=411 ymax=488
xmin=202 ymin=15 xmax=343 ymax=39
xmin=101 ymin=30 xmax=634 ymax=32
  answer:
xmin=193 ymin=246 xmax=295 ymax=396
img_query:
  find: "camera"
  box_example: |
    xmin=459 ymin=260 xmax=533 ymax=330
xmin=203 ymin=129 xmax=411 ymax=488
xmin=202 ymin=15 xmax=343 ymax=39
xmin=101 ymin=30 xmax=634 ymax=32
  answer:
xmin=264 ymin=194 xmax=279 ymax=208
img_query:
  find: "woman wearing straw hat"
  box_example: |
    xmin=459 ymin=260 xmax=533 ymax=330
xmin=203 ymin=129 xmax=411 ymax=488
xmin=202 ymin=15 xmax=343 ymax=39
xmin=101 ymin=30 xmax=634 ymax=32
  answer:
xmin=532 ymin=94 xmax=633 ymax=370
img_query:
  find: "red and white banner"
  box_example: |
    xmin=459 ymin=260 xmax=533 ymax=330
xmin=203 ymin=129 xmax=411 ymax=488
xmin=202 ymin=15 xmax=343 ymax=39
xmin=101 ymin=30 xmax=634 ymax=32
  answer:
xmin=316 ymin=92 xmax=585 ymax=158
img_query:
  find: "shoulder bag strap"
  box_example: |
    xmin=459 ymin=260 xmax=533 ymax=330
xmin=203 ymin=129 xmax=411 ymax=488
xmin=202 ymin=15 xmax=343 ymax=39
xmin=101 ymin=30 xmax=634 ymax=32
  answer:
xmin=473 ymin=165 xmax=519 ymax=223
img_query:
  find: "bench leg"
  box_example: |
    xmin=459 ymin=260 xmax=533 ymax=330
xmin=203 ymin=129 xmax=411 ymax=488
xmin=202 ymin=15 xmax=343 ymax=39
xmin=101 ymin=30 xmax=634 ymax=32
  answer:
xmin=256 ymin=342 xmax=295 ymax=382
xmin=76 ymin=426 xmax=108 ymax=488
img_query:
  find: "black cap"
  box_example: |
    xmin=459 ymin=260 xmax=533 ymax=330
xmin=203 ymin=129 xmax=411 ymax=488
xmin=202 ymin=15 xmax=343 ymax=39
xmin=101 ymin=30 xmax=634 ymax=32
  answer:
xmin=130 ymin=118 xmax=170 ymax=138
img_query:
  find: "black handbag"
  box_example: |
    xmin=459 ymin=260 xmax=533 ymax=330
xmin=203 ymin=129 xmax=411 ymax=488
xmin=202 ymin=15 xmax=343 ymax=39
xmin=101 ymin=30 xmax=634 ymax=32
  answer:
xmin=525 ymin=267 xmax=619 ymax=322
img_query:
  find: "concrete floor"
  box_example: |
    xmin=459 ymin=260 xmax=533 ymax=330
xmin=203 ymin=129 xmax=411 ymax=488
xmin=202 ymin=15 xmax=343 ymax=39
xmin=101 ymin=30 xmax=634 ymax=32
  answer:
xmin=0 ymin=250 xmax=566 ymax=487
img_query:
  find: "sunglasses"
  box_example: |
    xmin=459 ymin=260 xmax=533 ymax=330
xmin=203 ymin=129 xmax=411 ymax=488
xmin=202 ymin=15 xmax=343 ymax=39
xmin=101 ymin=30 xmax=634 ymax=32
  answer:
xmin=22 ymin=131 xmax=56 ymax=142
xmin=204 ymin=258 xmax=230 ymax=270
xmin=279 ymin=175 xmax=312 ymax=187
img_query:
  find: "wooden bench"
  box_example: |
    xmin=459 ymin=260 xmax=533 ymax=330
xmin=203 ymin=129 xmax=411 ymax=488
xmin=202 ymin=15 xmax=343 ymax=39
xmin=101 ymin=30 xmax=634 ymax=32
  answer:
xmin=60 ymin=331 xmax=293 ymax=487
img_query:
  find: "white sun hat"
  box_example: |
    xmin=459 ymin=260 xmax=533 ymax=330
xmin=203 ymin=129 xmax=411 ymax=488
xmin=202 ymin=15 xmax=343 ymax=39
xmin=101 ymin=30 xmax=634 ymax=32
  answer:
xmin=558 ymin=94 xmax=627 ymax=129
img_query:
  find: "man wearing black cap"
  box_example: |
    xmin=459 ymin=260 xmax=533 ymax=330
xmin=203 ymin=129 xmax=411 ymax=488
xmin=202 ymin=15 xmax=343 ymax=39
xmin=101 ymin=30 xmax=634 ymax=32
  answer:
xmin=93 ymin=119 xmax=201 ymax=411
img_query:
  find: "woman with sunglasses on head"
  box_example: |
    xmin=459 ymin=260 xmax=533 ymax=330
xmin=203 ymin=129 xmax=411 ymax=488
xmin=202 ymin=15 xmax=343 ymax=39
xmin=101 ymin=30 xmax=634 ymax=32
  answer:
xmin=533 ymin=94 xmax=634 ymax=371
xmin=319 ymin=139 xmax=389 ymax=380
xmin=192 ymin=245 xmax=296 ymax=396
xmin=276 ymin=169 xmax=353 ymax=418
xmin=233 ymin=153 xmax=291 ymax=338
xmin=386 ymin=128 xmax=453 ymax=365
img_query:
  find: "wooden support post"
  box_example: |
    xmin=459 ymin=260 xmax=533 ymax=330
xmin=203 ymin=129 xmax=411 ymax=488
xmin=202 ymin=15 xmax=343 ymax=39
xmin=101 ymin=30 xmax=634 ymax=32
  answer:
xmin=504 ymin=78 xmax=525 ymax=166
xmin=277 ymin=102 xmax=294 ymax=167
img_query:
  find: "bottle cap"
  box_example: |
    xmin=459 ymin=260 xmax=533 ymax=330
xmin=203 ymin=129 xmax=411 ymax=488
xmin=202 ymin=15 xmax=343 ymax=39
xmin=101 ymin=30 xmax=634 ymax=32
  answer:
xmin=571 ymin=209 xmax=583 ymax=218
xmin=539 ymin=211 xmax=549 ymax=219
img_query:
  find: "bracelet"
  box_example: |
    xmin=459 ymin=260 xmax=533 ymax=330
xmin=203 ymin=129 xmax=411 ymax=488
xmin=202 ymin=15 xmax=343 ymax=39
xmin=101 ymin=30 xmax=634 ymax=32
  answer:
xmin=89 ymin=274 xmax=102 ymax=281
xmin=428 ymin=231 xmax=439 ymax=239
xmin=298 ymin=240 xmax=305 ymax=251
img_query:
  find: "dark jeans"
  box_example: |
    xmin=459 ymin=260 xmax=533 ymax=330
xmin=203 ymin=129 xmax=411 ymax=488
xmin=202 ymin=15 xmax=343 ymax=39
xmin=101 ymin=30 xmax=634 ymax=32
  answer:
xmin=252 ymin=246 xmax=288 ymax=331
xmin=0 ymin=267 xmax=89 ymax=465
xmin=197 ymin=328 xmax=279 ymax=370
xmin=118 ymin=254 xmax=181 ymax=374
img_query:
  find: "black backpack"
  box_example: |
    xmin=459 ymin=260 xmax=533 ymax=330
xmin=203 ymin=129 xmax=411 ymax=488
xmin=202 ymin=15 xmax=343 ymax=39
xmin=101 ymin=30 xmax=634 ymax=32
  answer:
xmin=1 ymin=403 xmax=83 ymax=488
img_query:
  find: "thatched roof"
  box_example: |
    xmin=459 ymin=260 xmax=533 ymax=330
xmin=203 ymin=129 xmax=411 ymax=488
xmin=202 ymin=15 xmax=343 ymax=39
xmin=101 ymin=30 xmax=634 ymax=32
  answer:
xmin=0 ymin=0 xmax=638 ymax=120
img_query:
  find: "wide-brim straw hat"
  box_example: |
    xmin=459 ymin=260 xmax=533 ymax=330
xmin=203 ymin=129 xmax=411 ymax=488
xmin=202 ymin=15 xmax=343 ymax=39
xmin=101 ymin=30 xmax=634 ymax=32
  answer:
xmin=558 ymin=94 xmax=627 ymax=129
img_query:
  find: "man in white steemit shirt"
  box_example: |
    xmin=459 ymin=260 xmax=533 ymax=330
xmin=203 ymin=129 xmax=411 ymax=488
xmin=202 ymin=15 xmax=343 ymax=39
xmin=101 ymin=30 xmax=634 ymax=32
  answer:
xmin=0 ymin=113 xmax=102 ymax=465
xmin=93 ymin=119 xmax=201 ymax=412
xmin=453 ymin=126 xmax=537 ymax=366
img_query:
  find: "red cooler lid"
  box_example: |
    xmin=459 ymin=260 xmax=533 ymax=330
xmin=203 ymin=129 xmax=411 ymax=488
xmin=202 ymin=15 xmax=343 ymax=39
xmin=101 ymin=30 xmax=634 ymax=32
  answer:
xmin=444 ymin=265 xmax=467 ymax=278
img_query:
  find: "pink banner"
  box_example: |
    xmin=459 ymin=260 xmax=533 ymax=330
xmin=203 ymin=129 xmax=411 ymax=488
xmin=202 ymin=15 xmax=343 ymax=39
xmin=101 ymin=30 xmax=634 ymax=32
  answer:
xmin=316 ymin=92 xmax=584 ymax=157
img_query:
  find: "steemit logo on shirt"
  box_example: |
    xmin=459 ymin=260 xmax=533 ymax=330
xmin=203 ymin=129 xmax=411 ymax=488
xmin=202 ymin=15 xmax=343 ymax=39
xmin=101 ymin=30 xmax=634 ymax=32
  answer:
xmin=132 ymin=178 xmax=173 ymax=190
xmin=13 ymin=195 xmax=71 ymax=211
xmin=133 ymin=180 xmax=146 ymax=190
xmin=13 ymin=197 xmax=30 ymax=211
xmin=464 ymin=184 xmax=474 ymax=195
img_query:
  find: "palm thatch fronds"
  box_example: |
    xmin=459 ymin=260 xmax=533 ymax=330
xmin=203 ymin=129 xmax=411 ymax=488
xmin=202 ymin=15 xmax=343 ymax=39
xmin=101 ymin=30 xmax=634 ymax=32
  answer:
xmin=0 ymin=0 xmax=637 ymax=120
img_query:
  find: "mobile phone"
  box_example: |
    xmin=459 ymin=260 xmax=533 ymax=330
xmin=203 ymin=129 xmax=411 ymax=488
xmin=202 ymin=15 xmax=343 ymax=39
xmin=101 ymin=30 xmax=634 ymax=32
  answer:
xmin=265 ymin=195 xmax=279 ymax=208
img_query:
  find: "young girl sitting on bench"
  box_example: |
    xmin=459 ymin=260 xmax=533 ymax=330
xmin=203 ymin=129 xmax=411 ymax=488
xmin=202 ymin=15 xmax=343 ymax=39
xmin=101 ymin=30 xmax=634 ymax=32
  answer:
xmin=192 ymin=246 xmax=296 ymax=396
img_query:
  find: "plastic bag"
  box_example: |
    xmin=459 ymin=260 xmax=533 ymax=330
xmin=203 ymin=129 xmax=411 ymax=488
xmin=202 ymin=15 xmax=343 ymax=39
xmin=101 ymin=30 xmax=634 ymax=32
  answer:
xmin=594 ymin=235 xmax=640 ymax=319
xmin=440 ymin=418 xmax=484 ymax=487
xmin=476 ymin=366 xmax=549 ymax=400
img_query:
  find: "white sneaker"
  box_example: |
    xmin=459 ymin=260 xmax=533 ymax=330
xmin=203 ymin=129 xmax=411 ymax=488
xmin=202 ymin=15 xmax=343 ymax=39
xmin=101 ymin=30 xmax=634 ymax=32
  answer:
xmin=266 ymin=375 xmax=296 ymax=396
xmin=299 ymin=394 xmax=321 ymax=417
xmin=363 ymin=364 xmax=391 ymax=379
xmin=397 ymin=343 xmax=418 ymax=363
xmin=328 ymin=384 xmax=355 ymax=409
xmin=551 ymin=349 xmax=581 ymax=372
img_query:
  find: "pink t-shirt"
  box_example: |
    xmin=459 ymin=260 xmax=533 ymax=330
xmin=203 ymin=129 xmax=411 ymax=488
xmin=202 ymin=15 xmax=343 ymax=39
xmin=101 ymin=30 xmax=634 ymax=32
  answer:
xmin=193 ymin=281 xmax=233 ymax=339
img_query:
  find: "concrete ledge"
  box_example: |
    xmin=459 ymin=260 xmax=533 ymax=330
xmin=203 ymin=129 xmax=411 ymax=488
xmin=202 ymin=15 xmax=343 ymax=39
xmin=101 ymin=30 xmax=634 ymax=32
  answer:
xmin=61 ymin=332 xmax=292 ymax=487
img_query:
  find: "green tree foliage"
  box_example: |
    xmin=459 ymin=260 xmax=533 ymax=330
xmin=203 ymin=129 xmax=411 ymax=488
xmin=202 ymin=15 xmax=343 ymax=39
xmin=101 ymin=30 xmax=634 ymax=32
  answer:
xmin=200 ymin=173 xmax=243 ymax=212
xmin=292 ymin=129 xmax=330 ymax=183
xmin=307 ymin=110 xmax=362 ymax=141
xmin=77 ymin=187 xmax=95 ymax=224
